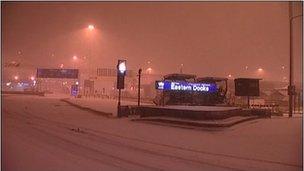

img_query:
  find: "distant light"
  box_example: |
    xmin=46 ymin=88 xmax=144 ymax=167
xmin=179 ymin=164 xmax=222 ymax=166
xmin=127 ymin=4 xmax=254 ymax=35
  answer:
xmin=228 ymin=74 xmax=232 ymax=78
xmin=281 ymin=66 xmax=285 ymax=70
xmin=60 ymin=63 xmax=64 ymax=68
xmin=6 ymin=82 xmax=11 ymax=86
xmin=14 ymin=76 xmax=19 ymax=80
xmin=181 ymin=64 xmax=184 ymax=66
xmin=73 ymin=55 xmax=78 ymax=60
xmin=30 ymin=76 xmax=35 ymax=81
xmin=147 ymin=61 xmax=151 ymax=64
xmin=75 ymin=81 xmax=79 ymax=85
xmin=33 ymin=80 xmax=36 ymax=86
xmin=88 ymin=25 xmax=95 ymax=31
xmin=146 ymin=67 xmax=152 ymax=74
xmin=245 ymin=66 xmax=248 ymax=70
xmin=258 ymin=68 xmax=263 ymax=72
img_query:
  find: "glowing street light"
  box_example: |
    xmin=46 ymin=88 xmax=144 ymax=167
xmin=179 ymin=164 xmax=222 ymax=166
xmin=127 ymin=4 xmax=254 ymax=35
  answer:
xmin=88 ymin=24 xmax=95 ymax=31
xmin=30 ymin=76 xmax=35 ymax=81
xmin=258 ymin=68 xmax=263 ymax=72
xmin=73 ymin=55 xmax=78 ymax=60
xmin=228 ymin=74 xmax=232 ymax=78
xmin=14 ymin=76 xmax=19 ymax=80
xmin=146 ymin=67 xmax=152 ymax=74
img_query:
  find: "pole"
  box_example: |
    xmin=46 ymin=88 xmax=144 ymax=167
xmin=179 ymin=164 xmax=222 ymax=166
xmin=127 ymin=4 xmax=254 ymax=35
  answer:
xmin=117 ymin=88 xmax=121 ymax=117
xmin=180 ymin=64 xmax=183 ymax=74
xmin=288 ymin=2 xmax=303 ymax=117
xmin=247 ymin=96 xmax=250 ymax=108
xmin=138 ymin=69 xmax=142 ymax=106
xmin=289 ymin=2 xmax=294 ymax=117
xmin=294 ymin=92 xmax=297 ymax=114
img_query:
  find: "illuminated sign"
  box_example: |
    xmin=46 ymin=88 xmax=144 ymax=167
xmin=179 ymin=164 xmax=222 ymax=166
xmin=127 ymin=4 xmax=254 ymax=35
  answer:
xmin=71 ymin=85 xmax=79 ymax=97
xmin=155 ymin=80 xmax=217 ymax=93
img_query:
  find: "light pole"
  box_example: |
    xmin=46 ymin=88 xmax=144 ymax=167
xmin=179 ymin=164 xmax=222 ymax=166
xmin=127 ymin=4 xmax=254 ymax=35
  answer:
xmin=87 ymin=24 xmax=95 ymax=78
xmin=180 ymin=64 xmax=184 ymax=74
xmin=288 ymin=2 xmax=302 ymax=117
xmin=138 ymin=69 xmax=142 ymax=106
xmin=72 ymin=55 xmax=78 ymax=68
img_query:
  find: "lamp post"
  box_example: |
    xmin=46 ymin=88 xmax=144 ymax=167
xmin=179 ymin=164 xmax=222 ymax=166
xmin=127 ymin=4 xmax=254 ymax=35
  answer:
xmin=288 ymin=2 xmax=302 ymax=117
xmin=87 ymin=24 xmax=94 ymax=78
xmin=138 ymin=69 xmax=142 ymax=106
xmin=180 ymin=64 xmax=184 ymax=74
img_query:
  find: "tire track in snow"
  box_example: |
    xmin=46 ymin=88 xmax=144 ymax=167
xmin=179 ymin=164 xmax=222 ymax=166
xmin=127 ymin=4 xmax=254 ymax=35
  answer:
xmin=4 ymin=112 xmax=163 ymax=171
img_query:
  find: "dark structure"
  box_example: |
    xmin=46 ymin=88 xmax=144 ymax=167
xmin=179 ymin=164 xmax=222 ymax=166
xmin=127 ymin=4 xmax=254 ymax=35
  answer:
xmin=234 ymin=78 xmax=260 ymax=96
xmin=234 ymin=78 xmax=261 ymax=107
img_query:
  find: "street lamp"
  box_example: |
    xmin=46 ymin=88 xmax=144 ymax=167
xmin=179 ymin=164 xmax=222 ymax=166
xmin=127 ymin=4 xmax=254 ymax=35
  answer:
xmin=73 ymin=55 xmax=78 ymax=60
xmin=288 ymin=2 xmax=302 ymax=117
xmin=146 ymin=67 xmax=152 ymax=74
xmin=14 ymin=76 xmax=18 ymax=80
xmin=85 ymin=24 xmax=95 ymax=77
xmin=180 ymin=64 xmax=184 ymax=74
xmin=30 ymin=76 xmax=35 ymax=81
xmin=88 ymin=24 xmax=95 ymax=31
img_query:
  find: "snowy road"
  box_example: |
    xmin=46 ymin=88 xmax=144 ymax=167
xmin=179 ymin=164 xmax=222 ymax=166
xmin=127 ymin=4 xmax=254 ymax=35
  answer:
xmin=3 ymin=95 xmax=302 ymax=171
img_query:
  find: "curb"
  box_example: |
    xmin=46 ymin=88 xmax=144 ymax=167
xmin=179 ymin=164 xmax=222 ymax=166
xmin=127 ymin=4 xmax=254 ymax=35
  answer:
xmin=131 ymin=116 xmax=262 ymax=128
xmin=60 ymin=98 xmax=114 ymax=118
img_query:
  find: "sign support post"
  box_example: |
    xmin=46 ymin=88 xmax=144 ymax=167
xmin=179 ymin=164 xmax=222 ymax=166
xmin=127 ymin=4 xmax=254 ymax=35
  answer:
xmin=138 ymin=69 xmax=142 ymax=106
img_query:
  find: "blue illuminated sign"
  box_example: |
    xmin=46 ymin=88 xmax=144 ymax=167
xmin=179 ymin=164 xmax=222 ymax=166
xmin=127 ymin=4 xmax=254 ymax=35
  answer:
xmin=155 ymin=81 xmax=217 ymax=93
xmin=71 ymin=85 xmax=79 ymax=97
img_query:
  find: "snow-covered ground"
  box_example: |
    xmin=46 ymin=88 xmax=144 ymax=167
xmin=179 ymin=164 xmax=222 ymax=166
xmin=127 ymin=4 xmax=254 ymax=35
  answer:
xmin=3 ymin=94 xmax=303 ymax=171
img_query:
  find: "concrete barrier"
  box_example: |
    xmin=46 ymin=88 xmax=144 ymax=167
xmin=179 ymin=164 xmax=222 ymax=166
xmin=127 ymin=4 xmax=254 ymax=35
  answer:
xmin=121 ymin=105 xmax=270 ymax=120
